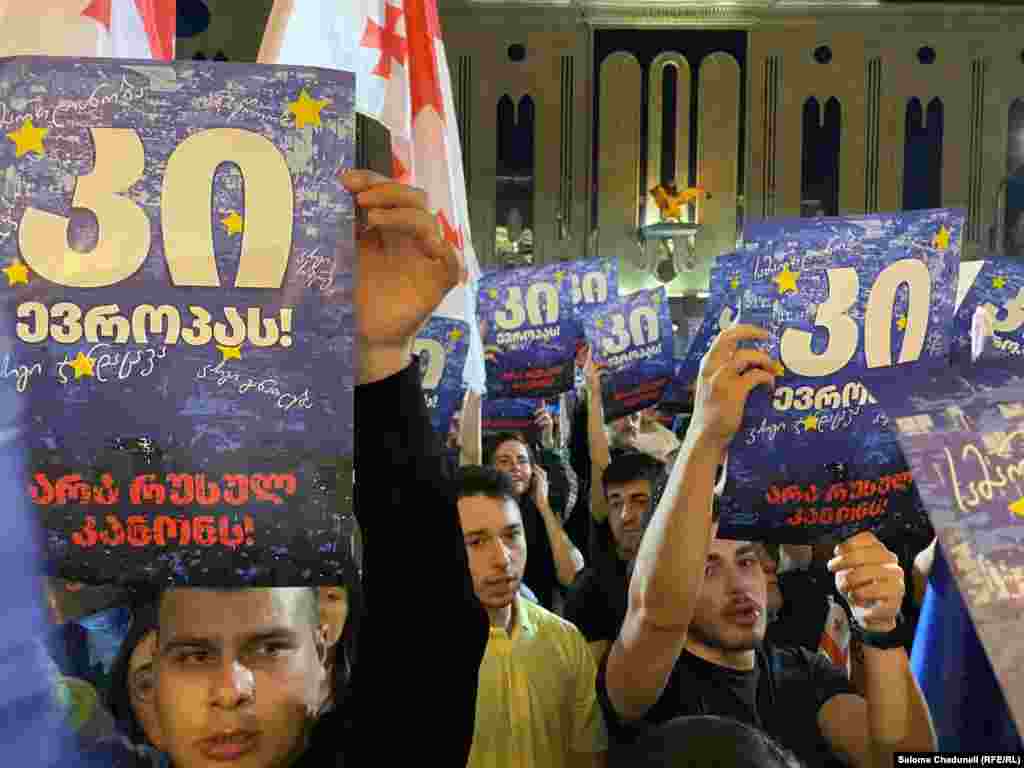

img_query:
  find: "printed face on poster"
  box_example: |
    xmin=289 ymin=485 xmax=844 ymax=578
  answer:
xmin=0 ymin=57 xmax=356 ymax=585
xmin=720 ymin=209 xmax=964 ymax=543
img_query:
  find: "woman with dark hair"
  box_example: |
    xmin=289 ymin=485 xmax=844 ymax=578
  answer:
xmin=105 ymin=596 xmax=164 ymax=762
xmin=318 ymin=556 xmax=363 ymax=715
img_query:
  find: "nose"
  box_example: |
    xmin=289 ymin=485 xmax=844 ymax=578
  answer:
xmin=490 ymin=538 xmax=512 ymax=569
xmin=620 ymin=501 xmax=640 ymax=527
xmin=210 ymin=659 xmax=255 ymax=709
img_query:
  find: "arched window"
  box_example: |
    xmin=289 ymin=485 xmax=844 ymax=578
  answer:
xmin=903 ymin=97 xmax=943 ymax=210
xmin=801 ymin=96 xmax=841 ymax=216
xmin=495 ymin=95 xmax=536 ymax=266
xmin=661 ymin=64 xmax=678 ymax=187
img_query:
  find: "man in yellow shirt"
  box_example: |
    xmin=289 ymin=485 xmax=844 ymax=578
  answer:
xmin=456 ymin=465 xmax=608 ymax=768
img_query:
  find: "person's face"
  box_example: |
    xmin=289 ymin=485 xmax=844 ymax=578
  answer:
xmin=153 ymin=588 xmax=326 ymax=768
xmin=318 ymin=587 xmax=348 ymax=650
xmin=458 ymin=495 xmax=527 ymax=612
xmin=129 ymin=631 xmax=162 ymax=746
xmin=754 ymin=544 xmax=783 ymax=617
xmin=446 ymin=411 xmax=463 ymax=450
xmin=492 ymin=439 xmax=532 ymax=497
xmin=690 ymin=540 xmax=768 ymax=652
xmin=606 ymin=478 xmax=652 ymax=561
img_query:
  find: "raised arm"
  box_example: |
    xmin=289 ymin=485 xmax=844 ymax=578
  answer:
xmin=459 ymin=388 xmax=482 ymax=467
xmin=345 ymin=170 xmax=488 ymax=766
xmin=604 ymin=325 xmax=777 ymax=722
xmin=583 ymin=346 xmax=611 ymax=525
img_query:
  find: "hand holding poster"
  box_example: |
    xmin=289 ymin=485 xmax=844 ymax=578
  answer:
xmin=477 ymin=262 xmax=575 ymax=399
xmin=1 ymin=58 xmax=356 ymax=585
xmin=582 ymin=287 xmax=673 ymax=422
xmin=878 ymin=358 xmax=1024 ymax=736
xmin=414 ymin=316 xmax=469 ymax=437
xmin=481 ymin=396 xmax=557 ymax=433
xmin=720 ymin=209 xmax=963 ymax=543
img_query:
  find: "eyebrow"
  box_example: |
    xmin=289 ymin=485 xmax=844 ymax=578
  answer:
xmin=160 ymin=628 xmax=298 ymax=655
xmin=463 ymin=523 xmax=522 ymax=539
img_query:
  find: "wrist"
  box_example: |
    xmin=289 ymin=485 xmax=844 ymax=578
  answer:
xmin=685 ymin=427 xmax=730 ymax=464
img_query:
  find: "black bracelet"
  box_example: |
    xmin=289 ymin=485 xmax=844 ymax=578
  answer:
xmin=853 ymin=616 xmax=906 ymax=650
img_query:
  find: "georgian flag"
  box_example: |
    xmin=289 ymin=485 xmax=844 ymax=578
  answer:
xmin=0 ymin=0 xmax=175 ymax=60
xmin=259 ymin=0 xmax=486 ymax=392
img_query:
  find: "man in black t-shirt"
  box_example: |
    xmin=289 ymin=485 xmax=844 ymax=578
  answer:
xmin=597 ymin=324 xmax=937 ymax=767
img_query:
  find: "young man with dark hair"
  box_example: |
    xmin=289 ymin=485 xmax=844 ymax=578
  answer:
xmin=455 ymin=465 xmax=608 ymax=768
xmin=598 ymin=324 xmax=937 ymax=768
xmin=564 ymin=348 xmax=663 ymax=662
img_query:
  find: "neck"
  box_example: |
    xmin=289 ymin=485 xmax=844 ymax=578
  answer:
xmin=487 ymin=599 xmax=515 ymax=633
xmin=684 ymin=637 xmax=756 ymax=671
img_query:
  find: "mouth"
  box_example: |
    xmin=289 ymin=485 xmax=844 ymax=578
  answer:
xmin=198 ymin=732 xmax=259 ymax=761
xmin=724 ymin=602 xmax=763 ymax=626
xmin=485 ymin=576 xmax=518 ymax=590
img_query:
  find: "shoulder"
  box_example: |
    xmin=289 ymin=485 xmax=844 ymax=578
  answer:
xmin=524 ymin=601 xmax=591 ymax=654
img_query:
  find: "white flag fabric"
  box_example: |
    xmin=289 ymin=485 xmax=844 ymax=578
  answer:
xmin=260 ymin=0 xmax=485 ymax=391
xmin=818 ymin=595 xmax=852 ymax=678
xmin=0 ymin=0 xmax=175 ymax=60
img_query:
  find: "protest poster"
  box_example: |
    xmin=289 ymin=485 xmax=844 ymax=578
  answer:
xmin=582 ymin=287 xmax=674 ymax=422
xmin=952 ymin=257 xmax=1024 ymax=364
xmin=0 ymin=58 xmax=356 ymax=585
xmin=413 ymin=316 xmax=469 ymax=438
xmin=481 ymin=396 xmax=558 ymax=434
xmin=719 ymin=209 xmax=964 ymax=543
xmin=879 ymin=358 xmax=1024 ymax=735
xmin=478 ymin=261 xmax=575 ymax=399
xmin=662 ymin=250 xmax=751 ymax=409
xmin=568 ymin=256 xmax=618 ymax=336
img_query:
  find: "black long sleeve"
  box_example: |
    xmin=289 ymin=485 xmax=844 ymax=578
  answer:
xmin=346 ymin=359 xmax=488 ymax=765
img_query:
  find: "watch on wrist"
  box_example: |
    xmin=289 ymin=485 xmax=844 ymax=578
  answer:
xmin=853 ymin=615 xmax=906 ymax=650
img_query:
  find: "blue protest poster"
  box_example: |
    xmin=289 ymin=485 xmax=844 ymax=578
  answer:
xmin=878 ymin=358 xmax=1024 ymax=734
xmin=582 ymin=287 xmax=674 ymax=422
xmin=481 ymin=396 xmax=559 ymax=434
xmin=478 ymin=262 xmax=576 ymax=399
xmin=952 ymin=257 xmax=1024 ymax=364
xmin=720 ymin=209 xmax=964 ymax=543
xmin=0 ymin=58 xmax=355 ymax=585
xmin=569 ymin=256 xmax=618 ymax=336
xmin=414 ymin=316 xmax=469 ymax=438
xmin=668 ymin=249 xmax=750 ymax=396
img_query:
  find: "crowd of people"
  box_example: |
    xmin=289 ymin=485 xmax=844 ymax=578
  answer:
xmin=28 ymin=169 xmax=978 ymax=767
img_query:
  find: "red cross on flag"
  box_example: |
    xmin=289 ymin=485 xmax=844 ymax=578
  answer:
xmin=0 ymin=0 xmax=175 ymax=60
xmin=260 ymin=0 xmax=485 ymax=391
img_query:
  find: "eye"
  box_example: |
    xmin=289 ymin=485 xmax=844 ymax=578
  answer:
xmin=174 ymin=650 xmax=211 ymax=665
xmin=257 ymin=641 xmax=291 ymax=657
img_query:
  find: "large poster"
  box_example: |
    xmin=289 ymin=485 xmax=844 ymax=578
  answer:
xmin=880 ymin=358 xmax=1024 ymax=736
xmin=582 ymin=287 xmax=674 ymax=422
xmin=720 ymin=209 xmax=964 ymax=542
xmin=414 ymin=316 xmax=469 ymax=438
xmin=478 ymin=262 xmax=576 ymax=399
xmin=0 ymin=58 xmax=355 ymax=585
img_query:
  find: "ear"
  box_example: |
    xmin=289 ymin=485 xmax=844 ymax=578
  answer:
xmin=314 ymin=623 xmax=329 ymax=666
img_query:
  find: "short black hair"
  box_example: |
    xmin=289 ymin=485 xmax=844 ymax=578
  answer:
xmin=615 ymin=715 xmax=804 ymax=767
xmin=601 ymin=451 xmax=662 ymax=499
xmin=455 ymin=464 xmax=518 ymax=503
xmin=484 ymin=431 xmax=534 ymax=466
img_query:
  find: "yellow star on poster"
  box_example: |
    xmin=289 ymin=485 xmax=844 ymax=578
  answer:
xmin=994 ymin=276 xmax=1007 ymax=289
xmin=729 ymin=276 xmax=739 ymax=290
xmin=487 ymin=288 xmax=498 ymax=300
xmin=287 ymin=89 xmax=330 ymax=130
xmin=6 ymin=118 xmax=48 ymax=158
xmin=553 ymin=270 xmax=566 ymax=284
xmin=896 ymin=315 xmax=908 ymax=331
xmin=2 ymin=259 xmax=29 ymax=286
xmin=652 ymin=292 xmax=662 ymax=304
xmin=217 ymin=344 xmax=242 ymax=362
xmin=596 ymin=318 xmax=605 ymax=329
xmin=771 ymin=361 xmax=785 ymax=377
xmin=448 ymin=328 xmax=463 ymax=342
xmin=221 ymin=211 xmax=244 ymax=235
xmin=800 ymin=414 xmax=819 ymax=431
xmin=773 ymin=264 xmax=800 ymax=296
xmin=932 ymin=225 xmax=950 ymax=251
xmin=1009 ymin=496 xmax=1024 ymax=518
xmin=69 ymin=351 xmax=94 ymax=380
